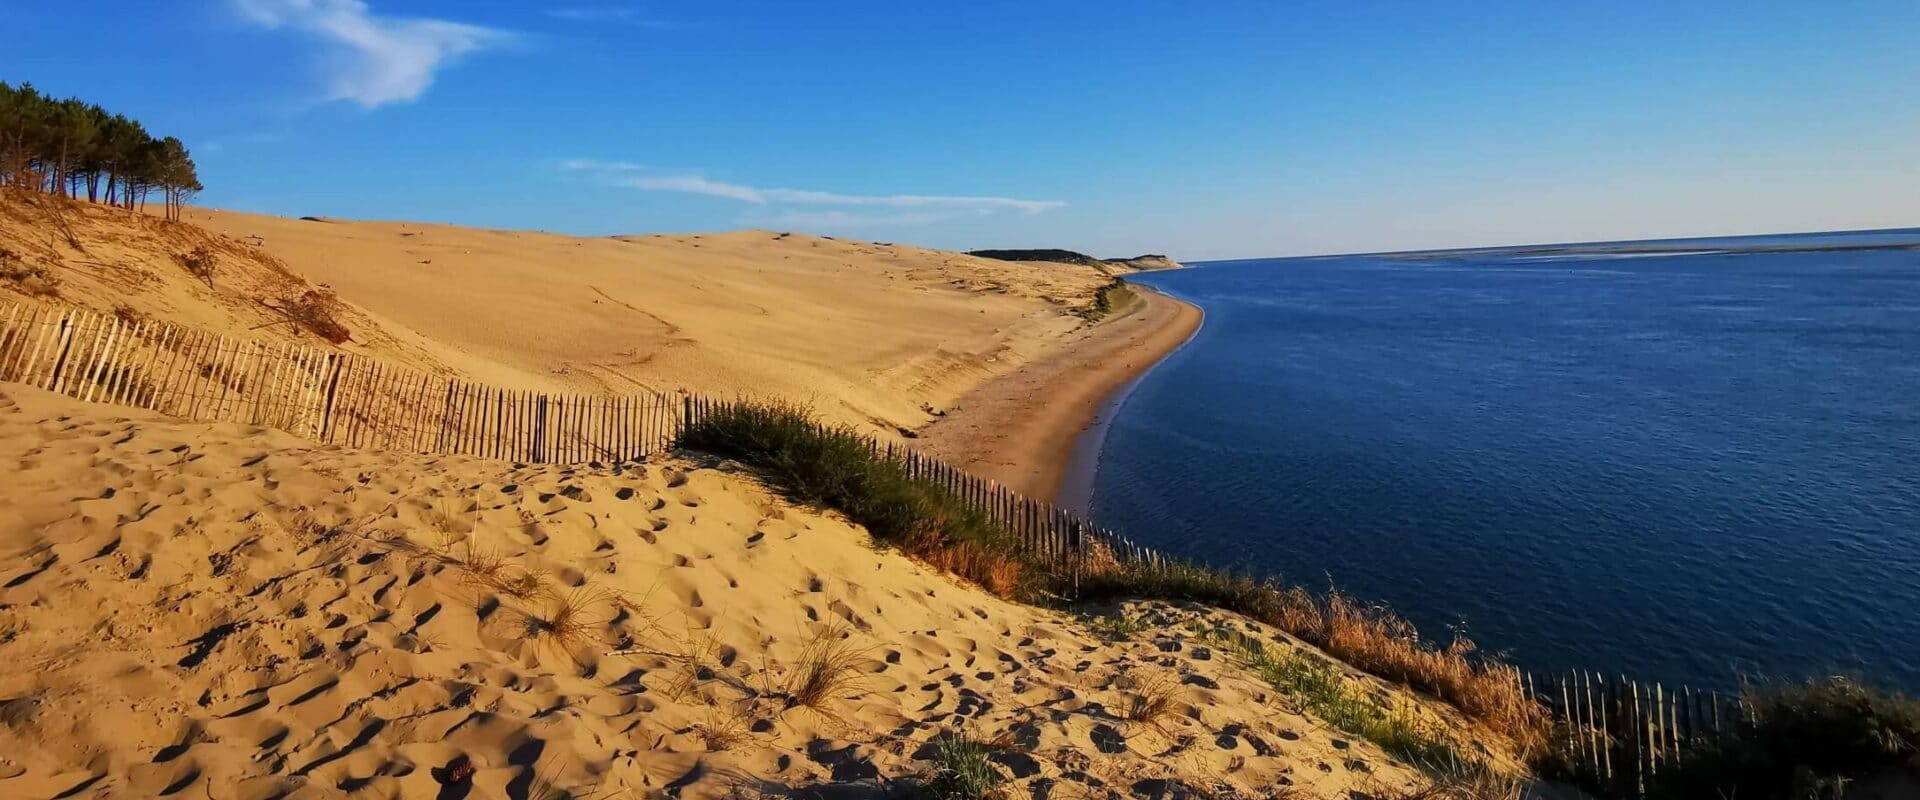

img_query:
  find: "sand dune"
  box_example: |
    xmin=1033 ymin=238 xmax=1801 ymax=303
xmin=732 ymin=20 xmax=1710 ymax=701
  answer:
xmin=184 ymin=208 xmax=1119 ymax=438
xmin=0 ymin=386 xmax=1450 ymax=798
xmin=5 ymin=195 xmax=1127 ymax=439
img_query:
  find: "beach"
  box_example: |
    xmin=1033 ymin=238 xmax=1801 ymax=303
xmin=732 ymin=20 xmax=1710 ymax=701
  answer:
xmin=915 ymin=286 xmax=1203 ymax=501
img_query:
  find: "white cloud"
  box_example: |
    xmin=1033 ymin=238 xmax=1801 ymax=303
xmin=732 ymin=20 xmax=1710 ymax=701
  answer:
xmin=563 ymin=160 xmax=1067 ymax=217
xmin=235 ymin=0 xmax=510 ymax=108
xmin=546 ymin=6 xmax=680 ymax=28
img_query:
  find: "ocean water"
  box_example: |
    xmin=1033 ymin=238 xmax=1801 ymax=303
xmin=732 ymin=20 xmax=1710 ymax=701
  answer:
xmin=1090 ymin=229 xmax=1920 ymax=691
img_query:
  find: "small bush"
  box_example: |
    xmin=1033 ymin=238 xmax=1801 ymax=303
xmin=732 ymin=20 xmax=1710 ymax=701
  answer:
xmin=676 ymin=399 xmax=1033 ymax=597
xmin=265 ymin=287 xmax=351 ymax=344
xmin=1647 ymin=677 xmax=1920 ymax=799
xmin=174 ymin=245 xmax=217 ymax=288
xmin=922 ymin=734 xmax=1005 ymax=800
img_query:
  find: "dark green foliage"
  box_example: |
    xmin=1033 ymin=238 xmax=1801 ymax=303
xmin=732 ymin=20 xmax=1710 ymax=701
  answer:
xmin=966 ymin=248 xmax=1106 ymax=267
xmin=676 ymin=399 xmax=1032 ymax=597
xmin=1081 ymin=279 xmax=1137 ymax=320
xmin=921 ymin=734 xmax=1005 ymax=800
xmin=1 ymin=81 xmax=201 ymax=219
xmin=1647 ymin=677 xmax=1920 ymax=799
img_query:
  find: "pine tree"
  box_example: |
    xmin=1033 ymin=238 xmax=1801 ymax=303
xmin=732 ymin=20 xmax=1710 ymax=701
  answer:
xmin=0 ymin=81 xmax=199 ymax=214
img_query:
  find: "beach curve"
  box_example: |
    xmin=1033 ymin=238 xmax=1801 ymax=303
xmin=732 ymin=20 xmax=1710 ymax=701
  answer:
xmin=914 ymin=284 xmax=1204 ymax=501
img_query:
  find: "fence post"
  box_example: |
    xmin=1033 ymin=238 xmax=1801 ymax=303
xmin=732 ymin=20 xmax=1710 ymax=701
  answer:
xmin=317 ymin=354 xmax=346 ymax=443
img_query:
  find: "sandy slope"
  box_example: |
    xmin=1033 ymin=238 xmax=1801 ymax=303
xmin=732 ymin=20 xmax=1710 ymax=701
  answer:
xmin=184 ymin=208 xmax=1117 ymax=437
xmin=0 ymin=386 xmax=1449 ymax=799
xmin=4 ymin=195 xmax=1126 ymax=438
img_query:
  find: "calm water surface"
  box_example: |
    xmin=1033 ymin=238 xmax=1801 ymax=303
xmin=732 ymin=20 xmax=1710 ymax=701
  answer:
xmin=1092 ymin=230 xmax=1920 ymax=691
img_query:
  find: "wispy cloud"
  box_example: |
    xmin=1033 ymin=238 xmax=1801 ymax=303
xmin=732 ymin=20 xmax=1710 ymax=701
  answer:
xmin=234 ymin=0 xmax=511 ymax=108
xmin=546 ymin=6 xmax=681 ymax=28
xmin=563 ymin=160 xmax=1067 ymax=218
xmin=748 ymin=210 xmax=970 ymax=229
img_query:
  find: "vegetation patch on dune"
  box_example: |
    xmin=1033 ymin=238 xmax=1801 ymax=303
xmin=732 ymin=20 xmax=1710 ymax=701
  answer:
xmin=1078 ymin=561 xmax=1549 ymax=757
xmin=1079 ymin=278 xmax=1140 ymax=321
xmin=677 ymin=399 xmax=1548 ymax=760
xmin=1197 ymin=622 xmax=1462 ymax=767
xmin=676 ymin=398 xmax=1035 ymax=597
xmin=1634 ymin=677 xmax=1920 ymax=799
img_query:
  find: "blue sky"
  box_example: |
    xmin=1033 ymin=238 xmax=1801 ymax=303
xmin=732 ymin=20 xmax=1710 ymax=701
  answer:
xmin=6 ymin=1 xmax=1919 ymax=259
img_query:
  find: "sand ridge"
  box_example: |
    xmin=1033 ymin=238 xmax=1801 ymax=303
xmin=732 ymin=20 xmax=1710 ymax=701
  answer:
xmin=0 ymin=386 xmax=1438 ymax=798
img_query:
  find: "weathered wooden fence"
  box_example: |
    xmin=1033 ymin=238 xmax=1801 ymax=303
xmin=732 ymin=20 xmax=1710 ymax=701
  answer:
xmin=0 ymin=301 xmax=684 ymax=461
xmin=2 ymin=300 xmax=1733 ymax=794
xmin=1524 ymin=670 xmax=1748 ymax=796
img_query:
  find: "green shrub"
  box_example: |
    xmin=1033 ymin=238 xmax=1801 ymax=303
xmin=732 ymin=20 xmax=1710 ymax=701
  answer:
xmin=676 ymin=399 xmax=1032 ymax=597
xmin=1081 ymin=279 xmax=1137 ymax=320
xmin=1648 ymin=677 xmax=1920 ymax=799
xmin=922 ymin=734 xmax=1005 ymax=800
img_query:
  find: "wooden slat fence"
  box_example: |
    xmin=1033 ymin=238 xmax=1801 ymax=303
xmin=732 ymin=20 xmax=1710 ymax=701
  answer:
xmin=0 ymin=301 xmax=683 ymax=461
xmin=2 ymin=301 xmax=1733 ymax=795
xmin=1523 ymin=670 xmax=1749 ymax=796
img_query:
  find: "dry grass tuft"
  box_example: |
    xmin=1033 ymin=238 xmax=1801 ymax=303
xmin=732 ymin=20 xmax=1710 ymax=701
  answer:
xmin=531 ymin=587 xmax=612 ymax=653
xmin=690 ymin=704 xmax=756 ymax=752
xmin=786 ymin=625 xmax=869 ymax=710
xmin=1366 ymin=765 xmax=1534 ymax=799
xmin=1118 ymin=671 xmax=1185 ymax=732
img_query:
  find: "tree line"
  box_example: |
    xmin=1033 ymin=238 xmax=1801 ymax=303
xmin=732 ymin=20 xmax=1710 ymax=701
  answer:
xmin=0 ymin=82 xmax=201 ymax=221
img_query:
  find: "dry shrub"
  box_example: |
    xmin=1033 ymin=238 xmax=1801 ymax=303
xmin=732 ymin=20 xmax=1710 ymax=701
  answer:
xmin=174 ymin=245 xmax=217 ymax=288
xmin=264 ymin=287 xmax=351 ymax=344
xmin=914 ymin=536 xmax=1027 ymax=598
xmin=453 ymin=539 xmax=550 ymax=601
xmin=691 ymin=704 xmax=755 ymax=752
xmin=786 ymin=625 xmax=868 ymax=710
xmin=1320 ymin=593 xmax=1547 ymax=756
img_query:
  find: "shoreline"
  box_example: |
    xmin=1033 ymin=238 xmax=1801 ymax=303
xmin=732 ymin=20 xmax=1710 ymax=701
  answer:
xmin=914 ymin=284 xmax=1204 ymax=503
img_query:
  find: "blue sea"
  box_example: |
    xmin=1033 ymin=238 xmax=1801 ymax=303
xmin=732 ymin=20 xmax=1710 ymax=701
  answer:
xmin=1089 ymin=229 xmax=1920 ymax=692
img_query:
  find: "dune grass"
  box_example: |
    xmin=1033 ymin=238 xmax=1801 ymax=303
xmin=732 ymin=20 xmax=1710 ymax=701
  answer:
xmin=1198 ymin=624 xmax=1465 ymax=769
xmin=921 ymin=734 xmax=1006 ymax=800
xmin=1080 ymin=561 xmax=1549 ymax=757
xmin=785 ymin=625 xmax=870 ymax=711
xmin=1642 ymin=676 xmax=1920 ymax=800
xmin=676 ymin=398 xmax=1034 ymax=597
